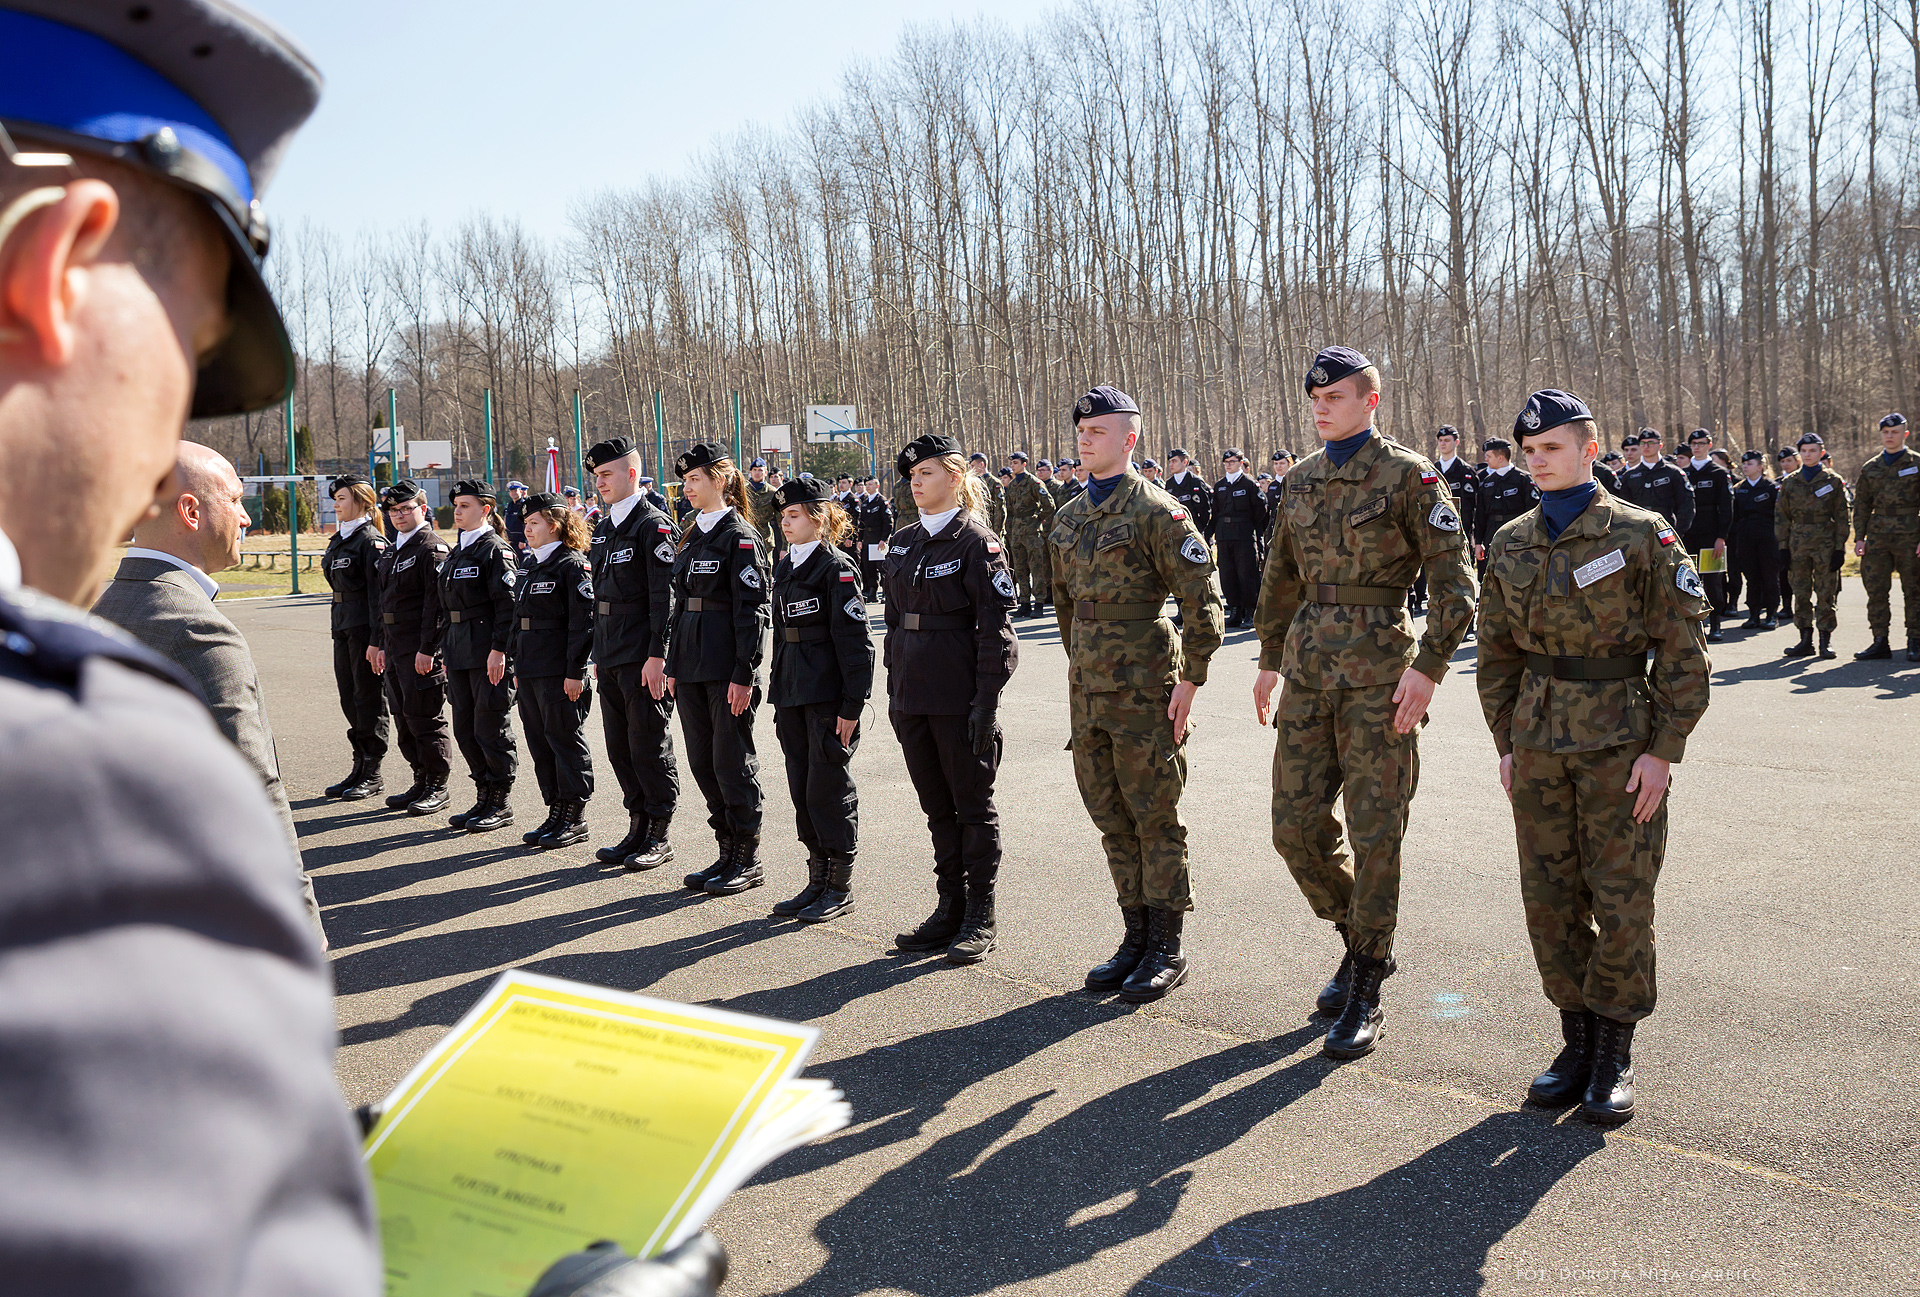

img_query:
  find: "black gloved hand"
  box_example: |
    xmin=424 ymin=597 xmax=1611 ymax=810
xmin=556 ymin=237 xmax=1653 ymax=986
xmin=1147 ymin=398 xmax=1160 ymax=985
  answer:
xmin=527 ymin=1233 xmax=728 ymax=1297
xmin=966 ymin=703 xmax=998 ymax=756
xmin=1830 ymin=549 xmax=1845 ymax=573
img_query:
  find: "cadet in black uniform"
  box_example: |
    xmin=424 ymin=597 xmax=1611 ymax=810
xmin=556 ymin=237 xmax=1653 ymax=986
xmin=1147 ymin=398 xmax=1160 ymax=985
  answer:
xmin=884 ymin=434 xmax=1020 ymax=964
xmin=765 ymin=479 xmax=875 ymax=924
xmin=1618 ymin=428 xmax=1696 ymax=533
xmin=854 ymin=475 xmax=895 ymax=600
xmin=1266 ymin=451 xmax=1292 ymax=543
xmin=667 ymin=445 xmax=773 ymax=895
xmin=372 ymin=480 xmax=454 ymax=815
xmin=1211 ymin=448 xmax=1268 ymax=627
xmin=584 ymin=437 xmax=680 ymax=872
xmin=1595 ymin=451 xmax=1624 ymax=493
xmin=322 ymin=474 xmax=390 ymax=800
xmin=1474 ymin=437 xmax=1540 ymax=566
xmin=439 ymin=480 xmax=519 ymax=832
xmin=1731 ymin=450 xmax=1782 ymax=627
xmin=1163 ymin=449 xmax=1213 ymax=534
xmin=503 ymin=481 xmax=530 ymax=564
xmin=1683 ymin=428 xmax=1735 ymax=641
xmin=511 ymin=493 xmax=596 ymax=849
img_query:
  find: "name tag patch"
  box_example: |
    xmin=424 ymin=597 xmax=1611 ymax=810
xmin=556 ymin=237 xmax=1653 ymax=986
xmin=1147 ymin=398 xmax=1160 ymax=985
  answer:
xmin=691 ymin=559 xmax=721 ymax=574
xmin=1096 ymin=523 xmax=1133 ymax=550
xmin=1348 ymin=497 xmax=1390 ymax=527
xmin=610 ymin=548 xmax=634 ymax=564
xmin=890 ymin=545 xmax=909 ymax=555
xmin=1902 ymin=467 xmax=1918 ymax=477
xmin=453 ymin=566 xmax=480 ymax=580
xmin=528 ymin=580 xmax=557 ymax=594
xmin=785 ymin=597 xmax=820 ymax=617
xmin=926 ymin=559 xmax=962 ymax=579
xmin=1815 ymin=484 xmax=1834 ymax=497
xmin=331 ymin=557 xmax=352 ymax=569
xmin=1573 ymin=549 xmax=1626 ymax=588
xmin=394 ymin=556 xmax=416 ymax=573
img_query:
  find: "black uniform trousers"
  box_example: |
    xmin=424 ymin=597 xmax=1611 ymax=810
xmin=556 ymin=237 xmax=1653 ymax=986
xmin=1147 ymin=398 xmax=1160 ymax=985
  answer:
xmin=599 ymin=661 xmax=679 ymax=818
xmin=890 ymin=710 xmax=1002 ymax=892
xmin=1733 ymin=541 xmax=1781 ymax=616
xmin=861 ymin=550 xmax=884 ymax=600
xmin=1683 ymin=532 xmax=1728 ymax=615
xmin=518 ymin=675 xmax=593 ymax=804
xmin=677 ymin=679 xmax=763 ymax=837
xmin=384 ymin=659 xmax=451 ymax=781
xmin=1218 ymin=538 xmax=1260 ymax=617
xmin=775 ymin=703 xmax=860 ymax=858
xmin=332 ymin=627 xmax=388 ymax=764
xmin=447 ymin=666 xmax=518 ymax=789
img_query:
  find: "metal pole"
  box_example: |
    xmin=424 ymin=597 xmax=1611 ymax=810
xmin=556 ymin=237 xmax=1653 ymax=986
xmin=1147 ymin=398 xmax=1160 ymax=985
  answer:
xmin=732 ymin=390 xmax=742 ymax=466
xmin=653 ymin=390 xmax=665 ymax=482
xmin=284 ymin=393 xmax=300 ymax=596
xmin=387 ymin=387 xmax=399 ymax=486
xmin=483 ymin=388 xmax=495 ymax=489
xmin=572 ymin=389 xmax=585 ymax=492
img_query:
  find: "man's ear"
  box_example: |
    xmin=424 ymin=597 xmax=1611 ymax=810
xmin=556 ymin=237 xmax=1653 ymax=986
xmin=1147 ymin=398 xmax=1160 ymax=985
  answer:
xmin=0 ymin=180 xmax=120 ymax=366
xmin=175 ymin=491 xmax=204 ymax=532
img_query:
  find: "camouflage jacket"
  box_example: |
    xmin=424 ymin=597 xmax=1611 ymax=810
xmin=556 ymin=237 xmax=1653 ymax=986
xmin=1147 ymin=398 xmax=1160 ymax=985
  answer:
xmin=971 ymin=471 xmax=1008 ymax=537
xmin=1254 ymin=432 xmax=1475 ymax=688
xmin=1004 ymin=471 xmax=1057 ymax=537
xmin=1774 ymin=466 xmax=1851 ymax=551
xmin=1050 ymin=471 xmax=1224 ymax=690
xmin=744 ymin=480 xmax=780 ymax=542
xmin=1477 ymin=488 xmax=1710 ymax=762
xmin=1852 ymin=447 xmax=1920 ymax=541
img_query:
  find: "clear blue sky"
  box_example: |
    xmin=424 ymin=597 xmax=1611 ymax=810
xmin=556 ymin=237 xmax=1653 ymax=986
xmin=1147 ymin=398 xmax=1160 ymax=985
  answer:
xmin=249 ymin=0 xmax=1042 ymax=243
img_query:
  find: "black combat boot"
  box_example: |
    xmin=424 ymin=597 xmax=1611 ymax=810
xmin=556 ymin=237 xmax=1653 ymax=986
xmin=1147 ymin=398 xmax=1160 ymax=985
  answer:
xmin=1738 ymin=611 xmax=1763 ymax=630
xmin=1527 ymin=1009 xmax=1596 ymax=1107
xmin=797 ymin=855 xmax=856 ymax=925
xmin=1909 ymin=638 xmax=1920 ymax=663
xmin=1705 ymin=615 xmax=1723 ymax=643
xmin=1119 ymin=907 xmax=1189 ymax=1003
xmin=450 ymin=783 xmax=489 ymax=828
xmin=625 ymin=817 xmax=674 ymax=871
xmin=895 ymin=883 xmax=965 ymax=951
xmin=1855 ymin=637 xmax=1893 ymax=660
xmin=385 ymin=770 xmax=426 ymax=810
xmin=339 ymin=761 xmax=384 ymax=801
xmin=466 ymin=786 xmax=515 ymax=833
xmin=1084 ymin=905 xmax=1149 ymax=992
xmin=406 ymin=779 xmax=449 ymax=816
xmin=945 ymin=874 xmax=996 ymax=964
xmin=538 ymin=800 xmax=590 ymax=848
xmin=1817 ymin=630 xmax=1837 ymax=660
xmin=704 ymin=835 xmax=764 ymax=895
xmin=1323 ymin=953 xmax=1390 ymax=1059
xmin=683 ymin=834 xmax=731 ymax=890
xmin=524 ymin=803 xmax=566 ymax=846
xmin=1782 ymin=628 xmax=1815 ymax=658
xmin=1016 ymin=602 xmax=1034 ymax=618
xmin=772 ymin=855 xmax=828 ymax=917
xmin=597 ymin=813 xmax=648 ymax=864
xmin=327 ymin=758 xmax=365 ymax=799
xmin=1577 ymin=1015 xmax=1637 ymax=1125
xmin=1759 ymin=611 xmax=1777 ymax=629
xmin=1316 ymin=925 xmax=1398 ymax=1014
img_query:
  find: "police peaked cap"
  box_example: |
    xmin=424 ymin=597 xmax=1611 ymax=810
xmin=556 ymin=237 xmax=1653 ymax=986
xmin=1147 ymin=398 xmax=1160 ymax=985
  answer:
xmin=1882 ymin=412 xmax=1909 ymax=429
xmin=522 ymin=491 xmax=563 ymax=514
xmin=1514 ymin=389 xmax=1592 ymax=439
xmin=506 ymin=480 xmax=528 ymax=491
xmin=451 ymin=478 xmax=496 ymax=503
xmin=777 ymin=478 xmax=829 ymax=508
xmin=1073 ymin=385 xmax=1140 ymax=421
xmin=1304 ymin=346 xmax=1372 ymax=394
xmin=674 ymin=443 xmax=726 ymax=477
xmin=565 ymin=485 xmax=583 ymax=494
xmin=585 ymin=436 xmax=637 ymax=468
xmin=381 ymin=478 xmax=424 ymax=508
xmin=1797 ymin=432 xmax=1824 ymax=448
xmin=749 ymin=457 xmax=767 ymax=468
xmin=896 ymin=433 xmax=962 ymax=477
xmin=328 ymin=472 xmax=369 ymax=494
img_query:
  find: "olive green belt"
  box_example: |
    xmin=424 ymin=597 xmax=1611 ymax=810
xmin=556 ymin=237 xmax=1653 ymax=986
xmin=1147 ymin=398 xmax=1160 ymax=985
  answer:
xmin=1073 ymin=601 xmax=1163 ymax=621
xmin=1524 ymin=652 xmax=1647 ymax=681
xmin=1312 ymin=583 xmax=1406 ymax=607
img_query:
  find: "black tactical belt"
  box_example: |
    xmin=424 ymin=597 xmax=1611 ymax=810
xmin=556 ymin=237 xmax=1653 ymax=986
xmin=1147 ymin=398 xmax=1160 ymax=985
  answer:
xmin=782 ymin=627 xmax=831 ymax=642
xmin=1524 ymin=652 xmax=1647 ymax=681
xmin=447 ymin=609 xmax=484 ymax=624
xmin=381 ymin=612 xmax=419 ymax=629
xmin=597 ymin=600 xmax=646 ymax=616
xmin=519 ymin=618 xmax=563 ymax=631
xmin=683 ymin=598 xmax=730 ymax=612
xmin=1312 ymin=583 xmax=1408 ymax=607
xmin=901 ymin=613 xmax=972 ymax=631
xmin=1074 ymin=601 xmax=1163 ymax=621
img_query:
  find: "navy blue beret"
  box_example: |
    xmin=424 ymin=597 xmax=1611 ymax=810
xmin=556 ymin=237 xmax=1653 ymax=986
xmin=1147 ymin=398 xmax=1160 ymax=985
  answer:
xmin=1009 ymin=450 xmax=1029 ymax=462
xmin=674 ymin=443 xmax=726 ymax=477
xmin=1797 ymin=432 xmax=1824 ymax=448
xmin=1514 ymin=389 xmax=1593 ymax=439
xmin=1073 ymin=385 xmax=1140 ymax=420
xmin=1142 ymin=458 xmax=1159 ymax=469
xmin=1304 ymin=346 xmax=1373 ymax=394
xmin=749 ymin=457 xmax=767 ymax=468
xmin=1882 ymin=412 xmax=1908 ymax=429
xmin=1622 ymin=432 xmax=1641 ymax=446
xmin=1777 ymin=447 xmax=1797 ymax=459
xmin=897 ymin=433 xmax=962 ymax=477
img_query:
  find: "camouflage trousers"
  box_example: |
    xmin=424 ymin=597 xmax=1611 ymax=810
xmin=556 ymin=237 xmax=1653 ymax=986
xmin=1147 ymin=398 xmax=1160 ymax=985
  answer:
xmin=1270 ymin=680 xmax=1418 ymax=960
xmin=1070 ymin=686 xmax=1192 ymax=911
xmin=1008 ymin=534 xmax=1050 ymax=608
xmin=1860 ymin=535 xmax=1920 ymax=639
xmin=1510 ymin=743 xmax=1662 ymax=1023
xmin=1786 ymin=548 xmax=1840 ymax=632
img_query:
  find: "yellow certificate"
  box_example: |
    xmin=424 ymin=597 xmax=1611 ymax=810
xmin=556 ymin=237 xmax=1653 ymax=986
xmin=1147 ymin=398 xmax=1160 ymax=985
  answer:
xmin=1698 ymin=548 xmax=1727 ymax=573
xmin=364 ymin=970 xmax=818 ymax=1297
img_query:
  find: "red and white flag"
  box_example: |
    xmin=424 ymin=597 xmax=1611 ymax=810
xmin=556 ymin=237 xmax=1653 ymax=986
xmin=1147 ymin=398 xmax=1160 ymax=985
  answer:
xmin=544 ymin=441 xmax=561 ymax=494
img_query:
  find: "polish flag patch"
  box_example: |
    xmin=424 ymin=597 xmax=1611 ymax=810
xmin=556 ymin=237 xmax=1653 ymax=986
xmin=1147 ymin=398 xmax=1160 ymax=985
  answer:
xmin=739 ymin=538 xmax=755 ymax=548
xmin=1170 ymin=510 xmax=1187 ymax=521
xmin=1420 ymin=472 xmax=1439 ymax=485
xmin=840 ymin=571 xmax=857 ymax=581
xmin=986 ymin=542 xmax=1001 ymax=553
xmin=1656 ymin=527 xmax=1677 ymax=546
xmin=658 ymin=523 xmax=672 ymax=533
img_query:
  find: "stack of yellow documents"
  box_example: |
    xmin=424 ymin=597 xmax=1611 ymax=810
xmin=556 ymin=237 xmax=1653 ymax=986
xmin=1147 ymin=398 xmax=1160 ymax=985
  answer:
xmin=363 ymin=970 xmax=850 ymax=1296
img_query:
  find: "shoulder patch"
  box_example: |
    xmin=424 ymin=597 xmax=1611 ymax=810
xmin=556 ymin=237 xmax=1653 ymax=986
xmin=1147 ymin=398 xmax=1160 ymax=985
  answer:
xmin=1170 ymin=509 xmax=1187 ymax=521
xmin=1420 ymin=472 xmax=1439 ymax=485
xmin=1656 ymin=526 xmax=1677 ymax=546
xmin=1180 ymin=535 xmax=1210 ymax=565
xmin=740 ymin=566 xmax=762 ymax=589
xmin=740 ymin=537 xmax=756 ymax=547
xmin=1428 ymin=501 xmax=1461 ymax=532
xmin=1675 ymin=563 xmax=1704 ymax=599
xmin=844 ymin=596 xmax=867 ymax=620
xmin=992 ymin=569 xmax=1015 ymax=599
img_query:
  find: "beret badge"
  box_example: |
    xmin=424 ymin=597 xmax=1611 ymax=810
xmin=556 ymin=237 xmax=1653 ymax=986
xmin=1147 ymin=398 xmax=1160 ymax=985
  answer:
xmin=1078 ymin=397 xmax=1093 ymax=415
xmin=1309 ymin=365 xmax=1329 ymax=387
xmin=1521 ymin=405 xmax=1542 ymax=430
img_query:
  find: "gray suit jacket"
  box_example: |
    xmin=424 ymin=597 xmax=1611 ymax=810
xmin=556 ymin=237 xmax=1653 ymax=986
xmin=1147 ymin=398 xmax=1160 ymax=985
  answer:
xmin=93 ymin=556 xmax=321 ymax=932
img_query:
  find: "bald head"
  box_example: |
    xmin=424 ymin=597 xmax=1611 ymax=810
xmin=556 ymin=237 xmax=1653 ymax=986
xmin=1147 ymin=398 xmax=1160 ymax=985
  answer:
xmin=131 ymin=442 xmax=250 ymax=577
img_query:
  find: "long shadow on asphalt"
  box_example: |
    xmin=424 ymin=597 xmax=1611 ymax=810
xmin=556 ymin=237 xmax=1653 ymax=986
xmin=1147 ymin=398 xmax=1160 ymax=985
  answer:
xmin=1129 ymin=1110 xmax=1605 ymax=1296
xmin=1712 ymin=655 xmax=1920 ymax=697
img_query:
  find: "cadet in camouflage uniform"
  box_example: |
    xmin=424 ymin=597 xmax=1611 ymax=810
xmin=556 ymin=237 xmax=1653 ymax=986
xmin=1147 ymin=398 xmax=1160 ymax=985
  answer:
xmin=1051 ymin=385 xmax=1224 ymax=1003
xmin=1776 ymin=431 xmax=1852 ymax=660
xmin=1851 ymin=413 xmax=1920 ymax=662
xmin=744 ymin=459 xmax=780 ymax=549
xmin=968 ymin=453 xmax=1008 ymax=537
xmin=1477 ymin=389 xmax=1711 ymax=1127
xmin=1003 ymin=451 xmax=1058 ymax=616
xmin=1253 ymin=346 xmax=1475 ymax=1060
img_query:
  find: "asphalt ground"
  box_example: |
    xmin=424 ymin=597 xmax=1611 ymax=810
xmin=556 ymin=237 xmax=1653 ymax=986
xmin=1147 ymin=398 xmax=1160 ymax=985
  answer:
xmin=234 ymin=589 xmax=1920 ymax=1296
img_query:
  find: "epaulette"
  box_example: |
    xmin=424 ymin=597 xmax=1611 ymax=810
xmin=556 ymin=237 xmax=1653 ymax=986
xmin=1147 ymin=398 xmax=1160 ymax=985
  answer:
xmin=0 ymin=588 xmax=201 ymax=700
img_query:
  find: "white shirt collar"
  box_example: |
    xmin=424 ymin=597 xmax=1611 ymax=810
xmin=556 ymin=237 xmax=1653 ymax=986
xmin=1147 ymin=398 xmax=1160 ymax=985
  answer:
xmin=785 ymin=539 xmax=821 ymax=566
xmin=337 ymin=515 xmax=367 ymax=540
xmin=919 ymin=506 xmax=962 ymax=535
xmin=696 ymin=507 xmax=731 ymax=533
xmin=458 ymin=525 xmax=490 ymax=548
xmin=1224 ymin=470 xmax=1243 ymax=483
xmin=1691 ymin=456 xmax=1711 ymax=469
xmin=531 ymin=540 xmax=562 ymax=563
xmin=610 ymin=492 xmax=640 ymax=526
xmin=393 ymin=524 xmax=425 ymax=548
xmin=0 ymin=526 xmax=19 ymax=594
xmin=124 ymin=546 xmax=220 ymax=600
xmin=1490 ymin=463 xmax=1513 ymax=476
xmin=1436 ymin=455 xmax=1457 ymax=471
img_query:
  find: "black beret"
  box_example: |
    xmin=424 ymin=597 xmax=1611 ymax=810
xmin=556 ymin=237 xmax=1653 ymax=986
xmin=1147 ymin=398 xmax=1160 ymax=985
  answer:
xmin=1777 ymin=447 xmax=1798 ymax=459
xmin=1273 ymin=449 xmax=1294 ymax=461
xmin=1222 ymin=447 xmax=1246 ymax=461
xmin=969 ymin=452 xmax=987 ymax=463
xmin=522 ymin=491 xmax=563 ymax=514
xmin=1435 ymin=425 xmax=1459 ymax=438
xmin=674 ymin=443 xmax=726 ymax=477
xmin=1740 ymin=450 xmax=1765 ymax=463
xmin=1073 ymin=385 xmax=1140 ymax=420
xmin=777 ymin=478 xmax=829 ymax=508
xmin=1009 ymin=450 xmax=1029 ymax=462
xmin=1514 ymin=389 xmax=1592 ymax=439
xmin=897 ymin=433 xmax=962 ymax=477
xmin=1797 ymin=432 xmax=1824 ymax=448
xmin=1483 ymin=436 xmax=1513 ymax=453
xmin=451 ymin=479 xmax=497 ymax=503
xmin=1601 ymin=451 xmax=1624 ymax=463
xmin=1304 ymin=346 xmax=1373 ymax=393
xmin=1142 ymin=458 xmax=1159 ymax=469
xmin=1687 ymin=428 xmax=1712 ymax=442
xmin=1882 ymin=412 xmax=1908 ymax=429
xmin=1169 ymin=447 xmax=1191 ymax=458
xmin=1622 ymin=433 xmax=1640 ymax=446
xmin=1638 ymin=426 xmax=1664 ymax=440
xmin=328 ymin=473 xmax=370 ymax=495
xmin=586 ymin=436 xmax=636 ymax=468
xmin=382 ymin=479 xmax=423 ymax=507
xmin=836 ymin=473 xmax=853 ymax=482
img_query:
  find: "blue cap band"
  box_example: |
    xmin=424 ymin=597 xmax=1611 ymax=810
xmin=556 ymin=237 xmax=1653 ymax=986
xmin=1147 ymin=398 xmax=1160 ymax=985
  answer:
xmin=0 ymin=10 xmax=252 ymax=205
